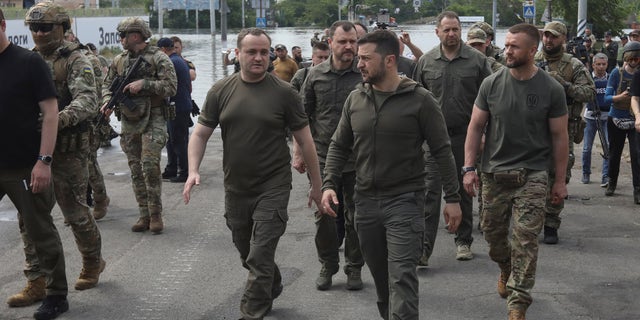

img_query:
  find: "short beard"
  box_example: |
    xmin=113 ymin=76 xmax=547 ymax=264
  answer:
xmin=543 ymin=44 xmax=563 ymax=56
xmin=506 ymin=57 xmax=526 ymax=69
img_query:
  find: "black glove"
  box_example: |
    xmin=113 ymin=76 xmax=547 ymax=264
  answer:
xmin=191 ymin=100 xmax=200 ymax=117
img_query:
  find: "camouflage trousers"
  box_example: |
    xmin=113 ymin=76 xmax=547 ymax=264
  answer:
xmin=22 ymin=150 xmax=103 ymax=272
xmin=88 ymin=125 xmax=108 ymax=202
xmin=120 ymin=127 xmax=166 ymax=217
xmin=480 ymin=170 xmax=547 ymax=312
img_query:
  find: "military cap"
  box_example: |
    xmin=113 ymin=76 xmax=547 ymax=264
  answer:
xmin=604 ymin=31 xmax=612 ymax=37
xmin=467 ymin=28 xmax=487 ymax=44
xmin=470 ymin=21 xmax=494 ymax=38
xmin=542 ymin=21 xmax=567 ymax=37
xmin=630 ymin=29 xmax=640 ymax=36
xmin=275 ymin=44 xmax=286 ymax=50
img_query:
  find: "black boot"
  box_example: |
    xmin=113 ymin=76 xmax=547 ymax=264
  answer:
xmin=634 ymin=187 xmax=640 ymax=204
xmin=543 ymin=226 xmax=558 ymax=244
xmin=33 ymin=295 xmax=69 ymax=320
xmin=605 ymin=178 xmax=617 ymax=196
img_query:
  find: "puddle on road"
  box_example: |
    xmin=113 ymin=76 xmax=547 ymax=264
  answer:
xmin=106 ymin=172 xmax=129 ymax=176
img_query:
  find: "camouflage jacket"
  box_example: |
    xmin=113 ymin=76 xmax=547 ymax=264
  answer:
xmin=102 ymin=44 xmax=177 ymax=109
xmin=37 ymin=40 xmax=98 ymax=131
xmin=486 ymin=44 xmax=504 ymax=64
xmin=83 ymin=49 xmax=103 ymax=101
xmin=102 ymin=44 xmax=177 ymax=134
xmin=535 ymin=51 xmax=595 ymax=119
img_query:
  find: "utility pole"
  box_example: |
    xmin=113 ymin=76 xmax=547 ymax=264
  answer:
xmin=158 ymin=0 xmax=163 ymax=37
xmin=577 ymin=0 xmax=587 ymax=37
xmin=221 ymin=0 xmax=227 ymax=41
xmin=210 ymin=0 xmax=216 ymax=36
xmin=492 ymin=0 xmax=497 ymax=44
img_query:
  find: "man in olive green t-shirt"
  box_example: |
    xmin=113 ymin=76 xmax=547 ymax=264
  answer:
xmin=184 ymin=28 xmax=323 ymax=320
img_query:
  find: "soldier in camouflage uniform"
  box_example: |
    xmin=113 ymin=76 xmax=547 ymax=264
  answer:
xmin=534 ymin=21 xmax=596 ymax=244
xmin=470 ymin=21 xmax=504 ymax=64
xmin=77 ymin=43 xmax=111 ymax=220
xmin=100 ymin=17 xmax=177 ymax=234
xmin=23 ymin=1 xmax=106 ymax=292
xmin=464 ymin=23 xmax=569 ymax=320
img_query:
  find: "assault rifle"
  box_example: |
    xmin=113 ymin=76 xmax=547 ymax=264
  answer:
xmin=592 ymin=99 xmax=610 ymax=160
xmin=97 ymin=56 xmax=146 ymax=124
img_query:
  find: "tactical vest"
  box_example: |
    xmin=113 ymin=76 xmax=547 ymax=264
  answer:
xmin=49 ymin=42 xmax=93 ymax=153
xmin=51 ymin=42 xmax=83 ymax=112
xmin=613 ymin=67 xmax=633 ymax=111
xmin=538 ymin=53 xmax=582 ymax=119
xmin=111 ymin=46 xmax=165 ymax=118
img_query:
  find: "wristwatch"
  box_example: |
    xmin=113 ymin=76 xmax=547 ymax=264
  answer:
xmin=461 ymin=166 xmax=476 ymax=175
xmin=37 ymin=155 xmax=53 ymax=165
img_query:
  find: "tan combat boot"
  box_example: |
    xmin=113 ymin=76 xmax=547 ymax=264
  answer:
xmin=6 ymin=276 xmax=46 ymax=307
xmin=75 ymin=258 xmax=106 ymax=290
xmin=92 ymin=196 xmax=110 ymax=220
xmin=497 ymin=271 xmax=509 ymax=299
xmin=508 ymin=309 xmax=526 ymax=320
xmin=149 ymin=213 xmax=164 ymax=234
xmin=131 ymin=216 xmax=150 ymax=232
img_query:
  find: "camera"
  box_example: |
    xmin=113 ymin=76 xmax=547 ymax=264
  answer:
xmin=567 ymin=36 xmax=588 ymax=65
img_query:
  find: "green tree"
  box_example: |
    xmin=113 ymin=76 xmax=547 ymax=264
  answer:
xmin=552 ymin=0 xmax=630 ymax=37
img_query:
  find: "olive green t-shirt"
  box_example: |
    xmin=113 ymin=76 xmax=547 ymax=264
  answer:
xmin=199 ymin=73 xmax=308 ymax=194
xmin=475 ymin=68 xmax=567 ymax=172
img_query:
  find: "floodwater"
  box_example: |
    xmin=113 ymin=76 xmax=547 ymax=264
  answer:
xmin=168 ymin=25 xmax=509 ymax=106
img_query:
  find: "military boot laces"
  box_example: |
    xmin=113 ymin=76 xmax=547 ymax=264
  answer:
xmin=508 ymin=309 xmax=526 ymax=320
xmin=75 ymin=258 xmax=106 ymax=290
xmin=149 ymin=214 xmax=164 ymax=234
xmin=6 ymin=276 xmax=46 ymax=307
xmin=131 ymin=216 xmax=150 ymax=232
xmin=92 ymin=196 xmax=110 ymax=220
xmin=33 ymin=295 xmax=68 ymax=320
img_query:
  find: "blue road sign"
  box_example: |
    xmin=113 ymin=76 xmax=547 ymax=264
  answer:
xmin=523 ymin=4 xmax=535 ymax=19
xmin=256 ymin=17 xmax=267 ymax=28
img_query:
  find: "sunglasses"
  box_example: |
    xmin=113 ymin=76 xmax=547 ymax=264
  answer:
xmin=119 ymin=31 xmax=128 ymax=38
xmin=29 ymin=23 xmax=54 ymax=33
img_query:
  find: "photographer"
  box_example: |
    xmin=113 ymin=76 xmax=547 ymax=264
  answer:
xmin=603 ymin=41 xmax=640 ymax=202
xmin=567 ymin=36 xmax=589 ymax=68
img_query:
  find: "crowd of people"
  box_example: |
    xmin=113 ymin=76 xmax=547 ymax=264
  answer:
xmin=2 ymin=2 xmax=640 ymax=320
